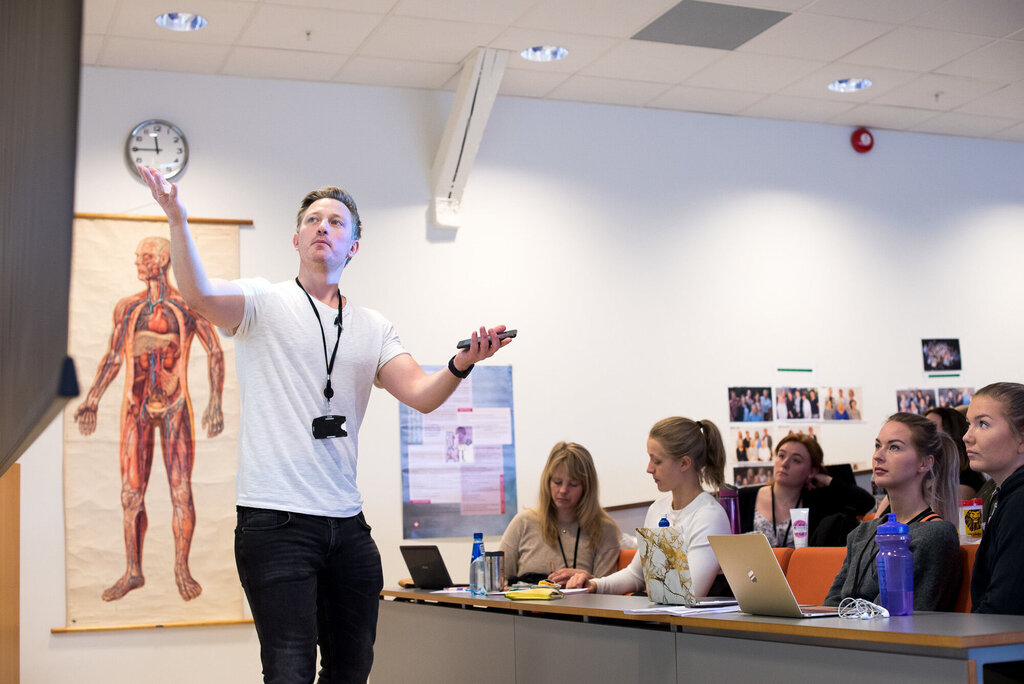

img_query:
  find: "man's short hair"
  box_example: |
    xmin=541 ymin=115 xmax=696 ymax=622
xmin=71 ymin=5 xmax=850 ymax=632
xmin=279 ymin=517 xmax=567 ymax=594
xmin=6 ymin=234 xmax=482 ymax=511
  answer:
xmin=296 ymin=187 xmax=362 ymax=240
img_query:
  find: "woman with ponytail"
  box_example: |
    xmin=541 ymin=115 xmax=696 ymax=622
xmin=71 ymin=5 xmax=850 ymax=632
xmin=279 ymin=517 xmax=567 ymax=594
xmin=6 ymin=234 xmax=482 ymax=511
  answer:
xmin=567 ymin=417 xmax=731 ymax=597
xmin=824 ymin=412 xmax=961 ymax=610
xmin=965 ymin=382 xmax=1024 ymax=614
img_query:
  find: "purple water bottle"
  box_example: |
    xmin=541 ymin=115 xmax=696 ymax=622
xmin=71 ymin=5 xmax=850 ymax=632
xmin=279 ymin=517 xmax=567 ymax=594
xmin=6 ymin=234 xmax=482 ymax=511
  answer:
xmin=875 ymin=513 xmax=913 ymax=615
xmin=719 ymin=486 xmax=741 ymax=535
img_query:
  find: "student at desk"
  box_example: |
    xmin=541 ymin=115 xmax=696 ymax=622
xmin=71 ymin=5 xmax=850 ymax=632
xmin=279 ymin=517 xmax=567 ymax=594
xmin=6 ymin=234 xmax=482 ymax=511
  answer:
xmin=566 ymin=417 xmax=731 ymax=597
xmin=738 ymin=433 xmax=875 ymax=547
xmin=825 ymin=413 xmax=961 ymax=611
xmin=965 ymin=383 xmax=1024 ymax=615
xmin=499 ymin=442 xmax=620 ymax=585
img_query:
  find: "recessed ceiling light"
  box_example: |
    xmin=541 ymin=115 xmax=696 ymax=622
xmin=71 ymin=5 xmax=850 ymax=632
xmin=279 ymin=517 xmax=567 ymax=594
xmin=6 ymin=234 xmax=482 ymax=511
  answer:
xmin=155 ymin=12 xmax=208 ymax=31
xmin=828 ymin=78 xmax=872 ymax=93
xmin=520 ymin=45 xmax=568 ymax=62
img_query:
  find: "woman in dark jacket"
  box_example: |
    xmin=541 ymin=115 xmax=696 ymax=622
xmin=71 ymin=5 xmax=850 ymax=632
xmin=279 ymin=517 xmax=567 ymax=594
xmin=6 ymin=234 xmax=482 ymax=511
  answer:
xmin=738 ymin=433 xmax=875 ymax=547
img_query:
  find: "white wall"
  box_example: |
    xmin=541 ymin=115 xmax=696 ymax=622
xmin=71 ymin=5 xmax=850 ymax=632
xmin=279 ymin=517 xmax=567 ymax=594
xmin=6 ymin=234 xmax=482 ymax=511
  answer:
xmin=19 ymin=65 xmax=1024 ymax=682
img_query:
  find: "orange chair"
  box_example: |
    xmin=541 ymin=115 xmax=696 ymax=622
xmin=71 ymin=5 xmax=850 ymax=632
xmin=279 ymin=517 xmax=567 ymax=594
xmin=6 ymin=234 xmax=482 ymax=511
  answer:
xmin=618 ymin=548 xmax=637 ymax=570
xmin=954 ymin=543 xmax=979 ymax=613
xmin=785 ymin=547 xmax=846 ymax=605
xmin=772 ymin=547 xmax=794 ymax=575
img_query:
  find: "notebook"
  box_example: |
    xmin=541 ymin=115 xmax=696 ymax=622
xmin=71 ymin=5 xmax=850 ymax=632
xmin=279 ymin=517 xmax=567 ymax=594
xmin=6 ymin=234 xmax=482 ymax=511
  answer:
xmin=636 ymin=527 xmax=737 ymax=608
xmin=400 ymin=545 xmax=464 ymax=590
xmin=708 ymin=534 xmax=838 ymax=618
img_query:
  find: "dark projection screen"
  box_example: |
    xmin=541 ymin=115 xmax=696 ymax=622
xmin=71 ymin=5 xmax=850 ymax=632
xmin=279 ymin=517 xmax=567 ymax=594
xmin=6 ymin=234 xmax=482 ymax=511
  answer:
xmin=0 ymin=0 xmax=83 ymax=475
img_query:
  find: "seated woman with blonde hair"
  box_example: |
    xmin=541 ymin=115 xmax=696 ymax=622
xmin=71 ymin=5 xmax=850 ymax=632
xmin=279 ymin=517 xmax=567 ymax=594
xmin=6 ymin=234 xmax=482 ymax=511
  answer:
xmin=499 ymin=442 xmax=620 ymax=585
xmin=824 ymin=412 xmax=961 ymax=611
xmin=566 ymin=417 xmax=731 ymax=596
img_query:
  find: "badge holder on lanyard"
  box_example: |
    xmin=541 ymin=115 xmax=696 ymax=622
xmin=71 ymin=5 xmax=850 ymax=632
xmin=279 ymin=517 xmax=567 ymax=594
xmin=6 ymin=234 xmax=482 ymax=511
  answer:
xmin=296 ymin=278 xmax=347 ymax=440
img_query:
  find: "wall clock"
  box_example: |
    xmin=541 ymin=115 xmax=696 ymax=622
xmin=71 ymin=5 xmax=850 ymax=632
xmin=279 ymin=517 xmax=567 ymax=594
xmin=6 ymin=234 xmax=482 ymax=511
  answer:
xmin=124 ymin=119 xmax=189 ymax=181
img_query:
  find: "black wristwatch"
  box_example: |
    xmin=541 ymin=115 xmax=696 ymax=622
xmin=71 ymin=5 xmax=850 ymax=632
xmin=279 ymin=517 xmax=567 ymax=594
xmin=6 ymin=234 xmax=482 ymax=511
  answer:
xmin=448 ymin=355 xmax=474 ymax=379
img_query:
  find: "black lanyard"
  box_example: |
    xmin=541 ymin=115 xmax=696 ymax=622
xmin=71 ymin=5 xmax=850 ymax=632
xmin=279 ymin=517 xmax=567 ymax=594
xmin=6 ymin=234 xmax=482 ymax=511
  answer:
xmin=770 ymin=486 xmax=802 ymax=548
xmin=557 ymin=525 xmax=581 ymax=569
xmin=295 ymin=278 xmax=342 ymax=402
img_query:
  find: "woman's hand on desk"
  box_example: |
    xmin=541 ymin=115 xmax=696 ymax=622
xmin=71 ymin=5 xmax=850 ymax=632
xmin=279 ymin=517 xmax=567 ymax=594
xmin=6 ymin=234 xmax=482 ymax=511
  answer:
xmin=548 ymin=568 xmax=590 ymax=586
xmin=565 ymin=572 xmax=596 ymax=592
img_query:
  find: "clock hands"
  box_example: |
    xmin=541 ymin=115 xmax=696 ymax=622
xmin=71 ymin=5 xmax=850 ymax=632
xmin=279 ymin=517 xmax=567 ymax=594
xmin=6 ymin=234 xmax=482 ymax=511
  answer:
xmin=133 ymin=135 xmax=162 ymax=154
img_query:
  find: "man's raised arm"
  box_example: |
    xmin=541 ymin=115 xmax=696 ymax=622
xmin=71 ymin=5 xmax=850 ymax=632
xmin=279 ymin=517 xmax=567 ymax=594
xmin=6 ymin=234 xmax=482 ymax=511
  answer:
xmin=139 ymin=166 xmax=244 ymax=330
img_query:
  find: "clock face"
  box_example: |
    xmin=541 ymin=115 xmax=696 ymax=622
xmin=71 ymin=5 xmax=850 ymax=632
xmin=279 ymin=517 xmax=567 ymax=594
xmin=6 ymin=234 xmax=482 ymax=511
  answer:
xmin=125 ymin=119 xmax=189 ymax=181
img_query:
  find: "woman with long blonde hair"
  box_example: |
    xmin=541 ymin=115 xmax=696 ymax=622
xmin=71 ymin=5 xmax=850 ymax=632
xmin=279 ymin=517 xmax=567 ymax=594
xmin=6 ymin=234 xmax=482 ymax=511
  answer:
xmin=567 ymin=417 xmax=731 ymax=596
xmin=499 ymin=442 xmax=620 ymax=584
xmin=824 ymin=413 xmax=961 ymax=610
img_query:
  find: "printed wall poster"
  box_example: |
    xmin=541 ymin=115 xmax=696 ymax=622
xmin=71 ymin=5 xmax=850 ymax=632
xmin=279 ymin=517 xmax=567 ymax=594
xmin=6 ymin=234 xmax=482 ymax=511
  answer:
xmin=730 ymin=427 xmax=774 ymax=463
xmin=819 ymin=386 xmax=863 ymax=421
xmin=896 ymin=388 xmax=937 ymax=415
xmin=922 ymin=338 xmax=962 ymax=372
xmin=727 ymin=387 xmax=773 ymax=423
xmin=400 ymin=365 xmax=517 ymax=538
xmin=63 ymin=216 xmax=244 ymax=629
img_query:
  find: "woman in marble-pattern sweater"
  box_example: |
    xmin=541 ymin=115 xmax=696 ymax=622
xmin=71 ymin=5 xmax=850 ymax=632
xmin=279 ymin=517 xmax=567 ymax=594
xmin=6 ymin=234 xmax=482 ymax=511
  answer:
xmin=825 ymin=413 xmax=961 ymax=611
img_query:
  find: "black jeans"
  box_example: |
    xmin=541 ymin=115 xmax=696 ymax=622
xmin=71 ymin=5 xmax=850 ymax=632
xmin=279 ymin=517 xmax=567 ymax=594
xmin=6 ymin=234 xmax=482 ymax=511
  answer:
xmin=235 ymin=506 xmax=383 ymax=684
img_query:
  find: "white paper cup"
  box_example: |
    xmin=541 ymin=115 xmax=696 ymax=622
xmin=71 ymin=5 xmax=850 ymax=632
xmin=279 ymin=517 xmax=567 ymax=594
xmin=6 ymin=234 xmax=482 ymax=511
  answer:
xmin=791 ymin=508 xmax=810 ymax=549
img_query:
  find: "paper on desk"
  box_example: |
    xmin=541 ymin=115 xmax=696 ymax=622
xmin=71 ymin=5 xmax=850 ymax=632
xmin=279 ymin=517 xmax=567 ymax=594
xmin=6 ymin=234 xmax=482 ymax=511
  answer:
xmin=624 ymin=605 xmax=741 ymax=616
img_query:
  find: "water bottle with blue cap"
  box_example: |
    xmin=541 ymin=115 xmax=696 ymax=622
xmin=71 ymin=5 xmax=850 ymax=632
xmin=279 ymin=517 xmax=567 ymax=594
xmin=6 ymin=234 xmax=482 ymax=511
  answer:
xmin=875 ymin=513 xmax=913 ymax=615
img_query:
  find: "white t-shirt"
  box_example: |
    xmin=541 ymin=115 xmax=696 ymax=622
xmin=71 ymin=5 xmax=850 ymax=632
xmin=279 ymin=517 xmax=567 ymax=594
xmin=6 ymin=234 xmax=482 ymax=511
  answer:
xmin=220 ymin=278 xmax=406 ymax=517
xmin=592 ymin=492 xmax=731 ymax=597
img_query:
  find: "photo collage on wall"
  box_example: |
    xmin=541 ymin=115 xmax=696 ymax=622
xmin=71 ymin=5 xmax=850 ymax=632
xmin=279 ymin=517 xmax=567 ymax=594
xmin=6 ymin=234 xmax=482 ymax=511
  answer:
xmin=895 ymin=387 xmax=974 ymax=415
xmin=727 ymin=385 xmax=862 ymax=485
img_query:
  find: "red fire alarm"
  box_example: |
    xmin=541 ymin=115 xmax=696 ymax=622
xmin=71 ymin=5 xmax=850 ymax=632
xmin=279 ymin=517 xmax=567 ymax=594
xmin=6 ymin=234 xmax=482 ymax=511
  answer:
xmin=851 ymin=127 xmax=874 ymax=154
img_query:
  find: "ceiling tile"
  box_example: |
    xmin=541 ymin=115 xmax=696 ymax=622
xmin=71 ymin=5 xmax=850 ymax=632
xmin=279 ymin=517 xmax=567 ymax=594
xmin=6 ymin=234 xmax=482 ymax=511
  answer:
xmin=740 ymin=94 xmax=856 ymax=121
xmin=98 ymin=37 xmax=230 ymax=73
xmin=514 ymin=0 xmax=678 ymax=38
xmin=872 ymin=73 xmax=1005 ymax=110
xmin=685 ymin=52 xmax=825 ymax=93
xmin=956 ymin=82 xmax=1024 ymax=118
xmin=83 ymin=0 xmax=118 ymax=34
xmin=106 ymin=0 xmax=257 ymax=44
xmin=781 ymin=62 xmax=919 ymax=101
xmin=647 ymin=84 xmax=765 ymax=114
xmin=738 ymin=13 xmax=893 ymax=60
xmin=710 ymin=0 xmax=814 ymax=10
xmin=80 ymin=34 xmax=103 ymax=64
xmin=804 ymin=0 xmax=944 ymax=24
xmin=993 ymin=120 xmax=1024 ymax=142
xmin=489 ymin=28 xmax=620 ymax=74
xmin=393 ymin=0 xmax=536 ymax=25
xmin=633 ymin=0 xmax=789 ymax=50
xmin=828 ymin=103 xmax=940 ymax=129
xmin=910 ymin=0 xmax=1024 ymax=38
xmin=842 ymin=26 xmax=993 ymax=72
xmin=935 ymin=40 xmax=1024 ymax=82
xmin=240 ymin=5 xmax=380 ymax=54
xmin=546 ymin=74 xmax=671 ymax=107
xmin=357 ymin=15 xmax=505 ymax=63
xmin=498 ymin=68 xmax=573 ymax=98
xmin=220 ymin=47 xmax=348 ymax=81
xmin=580 ymin=40 xmax=726 ymax=84
xmin=269 ymin=0 xmax=394 ymax=11
xmin=335 ymin=56 xmax=460 ymax=89
xmin=911 ymin=112 xmax=1018 ymax=137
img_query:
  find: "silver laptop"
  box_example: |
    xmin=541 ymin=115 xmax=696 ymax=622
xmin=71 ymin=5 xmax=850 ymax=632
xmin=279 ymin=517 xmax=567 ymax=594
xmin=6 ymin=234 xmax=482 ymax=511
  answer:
xmin=636 ymin=527 xmax=736 ymax=608
xmin=708 ymin=534 xmax=837 ymax=618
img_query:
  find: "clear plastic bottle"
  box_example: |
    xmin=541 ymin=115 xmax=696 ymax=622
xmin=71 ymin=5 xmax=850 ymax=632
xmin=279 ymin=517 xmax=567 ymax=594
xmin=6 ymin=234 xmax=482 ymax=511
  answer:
xmin=469 ymin=532 xmax=487 ymax=595
xmin=875 ymin=513 xmax=913 ymax=616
